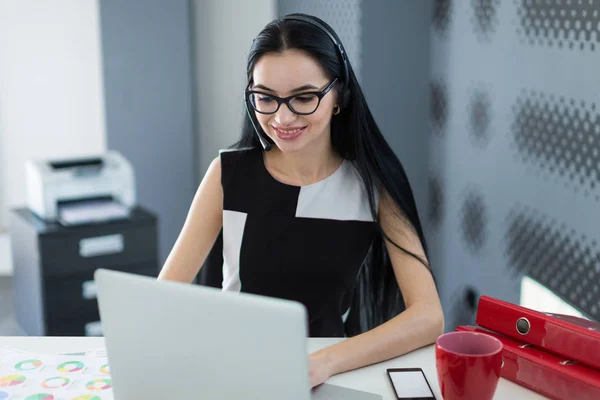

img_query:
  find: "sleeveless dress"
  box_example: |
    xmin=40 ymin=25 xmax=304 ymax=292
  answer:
xmin=220 ymin=147 xmax=379 ymax=337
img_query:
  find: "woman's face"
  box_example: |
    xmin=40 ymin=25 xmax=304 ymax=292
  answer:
xmin=251 ymin=49 xmax=338 ymax=154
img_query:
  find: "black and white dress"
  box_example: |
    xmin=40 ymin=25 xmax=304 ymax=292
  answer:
xmin=220 ymin=147 xmax=379 ymax=337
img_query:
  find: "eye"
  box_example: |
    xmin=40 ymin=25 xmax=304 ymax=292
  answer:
xmin=257 ymin=95 xmax=275 ymax=103
xmin=294 ymin=95 xmax=315 ymax=103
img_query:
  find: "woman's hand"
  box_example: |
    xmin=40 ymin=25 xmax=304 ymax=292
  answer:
xmin=309 ymin=352 xmax=333 ymax=388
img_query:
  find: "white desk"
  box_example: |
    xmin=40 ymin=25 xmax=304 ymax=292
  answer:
xmin=0 ymin=336 xmax=549 ymax=399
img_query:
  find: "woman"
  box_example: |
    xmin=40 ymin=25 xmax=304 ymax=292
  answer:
xmin=158 ymin=13 xmax=444 ymax=388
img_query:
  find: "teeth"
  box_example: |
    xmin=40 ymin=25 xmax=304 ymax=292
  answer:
xmin=277 ymin=128 xmax=302 ymax=134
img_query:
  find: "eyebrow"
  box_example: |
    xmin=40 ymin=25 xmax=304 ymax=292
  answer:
xmin=252 ymin=83 xmax=320 ymax=93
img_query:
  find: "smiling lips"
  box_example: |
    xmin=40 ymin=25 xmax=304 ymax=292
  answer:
xmin=272 ymin=125 xmax=306 ymax=140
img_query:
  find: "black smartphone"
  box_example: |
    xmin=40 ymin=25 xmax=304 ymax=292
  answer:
xmin=386 ymin=368 xmax=436 ymax=400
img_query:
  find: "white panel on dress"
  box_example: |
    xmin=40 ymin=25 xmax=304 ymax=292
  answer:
xmin=295 ymin=161 xmax=377 ymax=222
xmin=222 ymin=210 xmax=247 ymax=292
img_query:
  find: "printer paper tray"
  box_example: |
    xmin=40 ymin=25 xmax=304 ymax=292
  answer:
xmin=58 ymin=198 xmax=131 ymax=226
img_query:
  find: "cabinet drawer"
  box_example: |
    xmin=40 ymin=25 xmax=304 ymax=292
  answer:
xmin=46 ymin=315 xmax=105 ymax=337
xmin=39 ymin=222 xmax=157 ymax=277
xmin=43 ymin=263 xmax=158 ymax=322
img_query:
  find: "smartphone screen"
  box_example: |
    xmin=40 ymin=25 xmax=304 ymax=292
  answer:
xmin=386 ymin=368 xmax=436 ymax=400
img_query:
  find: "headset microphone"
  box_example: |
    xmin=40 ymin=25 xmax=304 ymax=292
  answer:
xmin=245 ymin=98 xmax=272 ymax=151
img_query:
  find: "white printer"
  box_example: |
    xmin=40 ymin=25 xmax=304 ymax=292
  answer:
xmin=25 ymin=151 xmax=136 ymax=225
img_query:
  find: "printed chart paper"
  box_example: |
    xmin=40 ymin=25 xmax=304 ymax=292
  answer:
xmin=0 ymin=348 xmax=113 ymax=400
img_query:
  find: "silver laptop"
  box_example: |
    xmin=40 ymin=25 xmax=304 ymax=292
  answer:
xmin=95 ymin=269 xmax=381 ymax=400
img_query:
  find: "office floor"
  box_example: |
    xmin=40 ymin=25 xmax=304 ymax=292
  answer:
xmin=0 ymin=277 xmax=20 ymax=336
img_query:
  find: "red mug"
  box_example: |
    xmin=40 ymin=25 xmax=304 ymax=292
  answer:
xmin=435 ymin=331 xmax=503 ymax=400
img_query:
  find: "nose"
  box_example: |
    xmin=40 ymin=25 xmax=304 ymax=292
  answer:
xmin=274 ymin=102 xmax=297 ymax=125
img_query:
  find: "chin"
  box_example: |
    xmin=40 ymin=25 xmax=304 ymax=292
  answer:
xmin=271 ymin=140 xmax=307 ymax=154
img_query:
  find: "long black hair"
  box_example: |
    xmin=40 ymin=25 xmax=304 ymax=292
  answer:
xmin=234 ymin=14 xmax=432 ymax=336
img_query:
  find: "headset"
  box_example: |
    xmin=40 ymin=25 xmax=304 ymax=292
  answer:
xmin=245 ymin=14 xmax=351 ymax=151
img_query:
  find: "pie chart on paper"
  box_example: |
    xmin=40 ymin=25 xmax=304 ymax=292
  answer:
xmin=57 ymin=361 xmax=85 ymax=373
xmin=24 ymin=394 xmax=55 ymax=400
xmin=14 ymin=359 xmax=43 ymax=371
xmin=72 ymin=395 xmax=101 ymax=400
xmin=0 ymin=374 xmax=27 ymax=387
xmin=85 ymin=378 xmax=111 ymax=391
xmin=99 ymin=363 xmax=110 ymax=375
xmin=41 ymin=376 xmax=71 ymax=389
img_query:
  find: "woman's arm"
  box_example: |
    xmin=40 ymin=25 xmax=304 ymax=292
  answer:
xmin=157 ymin=156 xmax=223 ymax=283
xmin=309 ymin=189 xmax=444 ymax=387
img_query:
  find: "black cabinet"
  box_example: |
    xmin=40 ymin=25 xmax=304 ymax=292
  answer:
xmin=8 ymin=207 xmax=159 ymax=336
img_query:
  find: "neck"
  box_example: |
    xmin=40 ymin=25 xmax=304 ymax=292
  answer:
xmin=266 ymin=139 xmax=343 ymax=186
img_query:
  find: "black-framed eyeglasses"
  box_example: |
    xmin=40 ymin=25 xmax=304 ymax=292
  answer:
xmin=246 ymin=78 xmax=338 ymax=115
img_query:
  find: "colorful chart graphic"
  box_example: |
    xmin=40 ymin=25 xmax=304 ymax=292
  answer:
xmin=85 ymin=378 xmax=111 ymax=391
xmin=57 ymin=361 xmax=85 ymax=373
xmin=0 ymin=390 xmax=9 ymax=399
xmin=24 ymin=395 xmax=54 ymax=400
xmin=73 ymin=395 xmax=101 ymax=400
xmin=99 ymin=363 xmax=110 ymax=375
xmin=0 ymin=374 xmax=27 ymax=387
xmin=14 ymin=359 xmax=43 ymax=371
xmin=41 ymin=376 xmax=71 ymax=389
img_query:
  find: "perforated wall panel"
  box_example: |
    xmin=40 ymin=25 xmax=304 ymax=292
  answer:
xmin=430 ymin=0 xmax=600 ymax=328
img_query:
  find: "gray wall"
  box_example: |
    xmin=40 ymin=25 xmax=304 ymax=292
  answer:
xmin=193 ymin=0 xmax=276 ymax=175
xmin=429 ymin=0 xmax=600 ymax=328
xmin=278 ymin=0 xmax=362 ymax=80
xmin=361 ymin=0 xmax=432 ymax=225
xmin=99 ymin=0 xmax=197 ymax=264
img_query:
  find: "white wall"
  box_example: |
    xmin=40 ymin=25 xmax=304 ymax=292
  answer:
xmin=193 ymin=0 xmax=277 ymax=175
xmin=0 ymin=0 xmax=106 ymax=275
xmin=520 ymin=276 xmax=586 ymax=319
